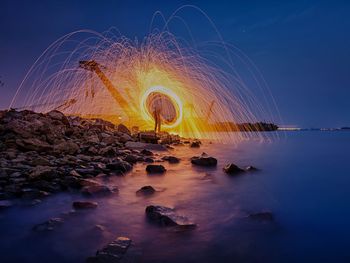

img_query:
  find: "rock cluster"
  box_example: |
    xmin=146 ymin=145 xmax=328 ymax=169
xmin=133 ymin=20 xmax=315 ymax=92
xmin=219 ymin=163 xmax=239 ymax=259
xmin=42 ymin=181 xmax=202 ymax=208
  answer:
xmin=0 ymin=109 xmax=160 ymax=201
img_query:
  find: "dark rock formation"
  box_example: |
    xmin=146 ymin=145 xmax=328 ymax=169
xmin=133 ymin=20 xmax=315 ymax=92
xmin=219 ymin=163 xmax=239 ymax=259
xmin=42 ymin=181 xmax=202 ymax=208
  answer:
xmin=140 ymin=149 xmax=153 ymax=156
xmin=106 ymin=160 xmax=132 ymax=174
xmin=86 ymin=236 xmax=132 ymax=263
xmin=162 ymin=156 xmax=180 ymax=164
xmin=81 ymin=185 xmax=116 ymax=196
xmin=223 ymin=163 xmax=245 ymax=175
xmin=191 ymin=153 xmax=217 ymax=167
xmin=145 ymin=205 xmax=196 ymax=229
xmin=136 ymin=185 xmax=156 ymax=196
xmin=245 ymin=166 xmax=259 ymax=172
xmin=146 ymin=164 xmax=167 ymax=174
xmin=190 ymin=140 xmax=201 ymax=148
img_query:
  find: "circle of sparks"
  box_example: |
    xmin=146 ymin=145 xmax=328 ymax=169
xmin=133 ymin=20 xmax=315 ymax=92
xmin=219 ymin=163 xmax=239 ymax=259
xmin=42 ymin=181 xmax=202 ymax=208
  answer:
xmin=140 ymin=85 xmax=183 ymax=129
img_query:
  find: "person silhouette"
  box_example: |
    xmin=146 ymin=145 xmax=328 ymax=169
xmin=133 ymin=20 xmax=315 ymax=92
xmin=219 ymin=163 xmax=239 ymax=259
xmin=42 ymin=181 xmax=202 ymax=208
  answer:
xmin=151 ymin=94 xmax=162 ymax=133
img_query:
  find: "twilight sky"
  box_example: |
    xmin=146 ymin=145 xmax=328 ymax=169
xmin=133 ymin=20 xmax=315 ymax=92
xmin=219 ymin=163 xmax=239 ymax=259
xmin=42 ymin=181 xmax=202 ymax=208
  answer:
xmin=1 ymin=0 xmax=349 ymax=127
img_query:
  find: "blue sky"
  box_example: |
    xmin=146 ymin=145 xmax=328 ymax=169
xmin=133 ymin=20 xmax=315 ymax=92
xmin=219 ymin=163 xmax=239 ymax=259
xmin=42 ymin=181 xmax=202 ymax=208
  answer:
xmin=1 ymin=0 xmax=349 ymax=127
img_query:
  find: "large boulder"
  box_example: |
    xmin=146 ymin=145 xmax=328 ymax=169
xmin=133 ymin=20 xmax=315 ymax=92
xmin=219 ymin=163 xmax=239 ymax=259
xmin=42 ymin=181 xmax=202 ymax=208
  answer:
xmin=191 ymin=153 xmax=217 ymax=167
xmin=145 ymin=205 xmax=196 ymax=229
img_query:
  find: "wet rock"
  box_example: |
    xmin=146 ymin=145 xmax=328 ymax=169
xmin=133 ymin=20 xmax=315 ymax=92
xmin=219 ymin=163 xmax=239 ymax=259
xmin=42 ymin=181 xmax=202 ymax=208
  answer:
xmin=245 ymin=166 xmax=259 ymax=172
xmin=82 ymin=185 xmax=116 ymax=196
xmin=145 ymin=205 xmax=196 ymax=229
xmin=223 ymin=163 xmax=245 ymax=175
xmin=86 ymin=237 xmax=132 ymax=263
xmin=79 ymin=179 xmax=102 ymax=187
xmin=190 ymin=140 xmax=201 ymax=148
xmin=136 ymin=186 xmax=156 ymax=196
xmin=73 ymin=201 xmax=98 ymax=209
xmin=146 ymin=164 xmax=166 ymax=174
xmin=106 ymin=161 xmax=132 ymax=174
xmin=162 ymin=156 xmax=180 ymax=164
xmin=248 ymin=211 xmax=274 ymax=222
xmin=32 ymin=217 xmax=64 ymax=232
xmin=191 ymin=153 xmax=217 ymax=167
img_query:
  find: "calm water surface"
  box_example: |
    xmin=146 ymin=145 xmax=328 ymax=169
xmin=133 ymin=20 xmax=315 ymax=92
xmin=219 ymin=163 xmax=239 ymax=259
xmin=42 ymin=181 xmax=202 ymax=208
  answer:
xmin=1 ymin=131 xmax=350 ymax=263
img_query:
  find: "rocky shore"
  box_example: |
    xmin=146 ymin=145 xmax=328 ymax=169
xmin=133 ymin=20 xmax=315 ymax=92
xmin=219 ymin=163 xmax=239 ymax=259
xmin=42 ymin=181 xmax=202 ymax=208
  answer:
xmin=0 ymin=109 xmax=180 ymax=202
xmin=0 ymin=109 xmax=270 ymax=262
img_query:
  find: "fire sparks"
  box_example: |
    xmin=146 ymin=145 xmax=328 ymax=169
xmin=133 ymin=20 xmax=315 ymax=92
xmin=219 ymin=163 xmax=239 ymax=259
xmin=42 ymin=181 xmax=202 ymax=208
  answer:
xmin=10 ymin=11 xmax=279 ymax=143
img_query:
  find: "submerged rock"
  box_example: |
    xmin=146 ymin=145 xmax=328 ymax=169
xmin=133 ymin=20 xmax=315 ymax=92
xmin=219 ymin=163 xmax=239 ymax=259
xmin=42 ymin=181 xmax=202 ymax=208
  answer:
xmin=162 ymin=156 xmax=180 ymax=164
xmin=32 ymin=217 xmax=64 ymax=232
xmin=145 ymin=205 xmax=196 ymax=229
xmin=86 ymin=236 xmax=132 ymax=263
xmin=245 ymin=166 xmax=259 ymax=172
xmin=190 ymin=140 xmax=201 ymax=148
xmin=248 ymin=211 xmax=274 ymax=222
xmin=73 ymin=201 xmax=98 ymax=209
xmin=136 ymin=186 xmax=156 ymax=196
xmin=191 ymin=153 xmax=217 ymax=167
xmin=223 ymin=163 xmax=245 ymax=175
xmin=81 ymin=185 xmax=116 ymax=196
xmin=146 ymin=164 xmax=166 ymax=174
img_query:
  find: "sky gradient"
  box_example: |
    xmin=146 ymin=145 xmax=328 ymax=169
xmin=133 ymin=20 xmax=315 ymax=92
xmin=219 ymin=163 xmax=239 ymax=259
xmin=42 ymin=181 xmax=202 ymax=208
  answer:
xmin=1 ymin=0 xmax=349 ymax=127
